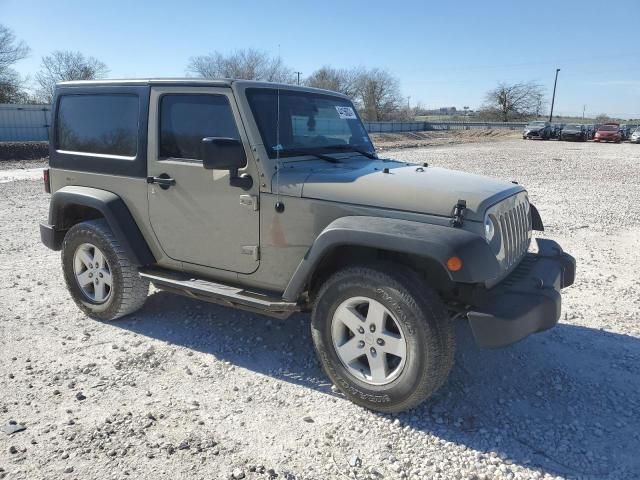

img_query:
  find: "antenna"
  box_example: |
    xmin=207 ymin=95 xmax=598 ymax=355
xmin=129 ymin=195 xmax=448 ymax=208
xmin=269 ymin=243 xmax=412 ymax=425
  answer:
xmin=274 ymin=80 xmax=284 ymax=213
xmin=274 ymin=43 xmax=285 ymax=213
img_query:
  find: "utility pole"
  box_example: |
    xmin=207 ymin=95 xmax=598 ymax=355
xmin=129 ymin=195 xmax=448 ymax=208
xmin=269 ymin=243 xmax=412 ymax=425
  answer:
xmin=582 ymin=105 xmax=586 ymax=120
xmin=407 ymin=96 xmax=411 ymax=110
xmin=549 ymin=68 xmax=560 ymax=123
xmin=294 ymin=71 xmax=302 ymax=85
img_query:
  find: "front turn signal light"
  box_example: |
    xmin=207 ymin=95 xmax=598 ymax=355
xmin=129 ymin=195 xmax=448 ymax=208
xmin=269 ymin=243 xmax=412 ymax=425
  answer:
xmin=447 ymin=256 xmax=463 ymax=272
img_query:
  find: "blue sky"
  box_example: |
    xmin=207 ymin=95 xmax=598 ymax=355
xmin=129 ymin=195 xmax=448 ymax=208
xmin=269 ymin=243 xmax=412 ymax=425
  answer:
xmin=3 ymin=0 xmax=639 ymax=118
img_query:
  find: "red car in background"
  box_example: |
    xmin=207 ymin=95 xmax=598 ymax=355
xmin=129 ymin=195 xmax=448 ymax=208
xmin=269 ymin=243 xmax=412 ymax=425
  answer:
xmin=594 ymin=123 xmax=622 ymax=143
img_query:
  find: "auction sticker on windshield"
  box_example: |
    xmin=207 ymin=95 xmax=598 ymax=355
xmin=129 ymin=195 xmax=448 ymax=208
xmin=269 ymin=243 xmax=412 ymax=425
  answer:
xmin=335 ymin=106 xmax=357 ymax=119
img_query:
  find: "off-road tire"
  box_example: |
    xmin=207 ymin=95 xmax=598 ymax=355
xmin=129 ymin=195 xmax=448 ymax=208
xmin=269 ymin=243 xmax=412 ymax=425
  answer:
xmin=61 ymin=219 xmax=149 ymax=321
xmin=311 ymin=263 xmax=455 ymax=413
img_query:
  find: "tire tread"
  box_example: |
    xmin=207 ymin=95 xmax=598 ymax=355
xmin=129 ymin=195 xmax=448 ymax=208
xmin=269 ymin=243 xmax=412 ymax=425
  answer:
xmin=61 ymin=219 xmax=149 ymax=320
xmin=312 ymin=263 xmax=455 ymax=413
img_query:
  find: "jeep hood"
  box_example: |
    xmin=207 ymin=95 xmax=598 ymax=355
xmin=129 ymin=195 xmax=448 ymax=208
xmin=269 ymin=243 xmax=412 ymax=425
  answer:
xmin=288 ymin=160 xmax=524 ymax=221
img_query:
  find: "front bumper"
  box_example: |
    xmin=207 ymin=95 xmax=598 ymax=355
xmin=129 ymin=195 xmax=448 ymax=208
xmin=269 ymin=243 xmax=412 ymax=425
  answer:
xmin=467 ymin=238 xmax=576 ymax=348
xmin=562 ymin=133 xmax=584 ymax=140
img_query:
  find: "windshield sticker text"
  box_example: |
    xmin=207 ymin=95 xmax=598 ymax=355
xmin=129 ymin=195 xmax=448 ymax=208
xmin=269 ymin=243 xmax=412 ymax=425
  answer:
xmin=335 ymin=106 xmax=357 ymax=119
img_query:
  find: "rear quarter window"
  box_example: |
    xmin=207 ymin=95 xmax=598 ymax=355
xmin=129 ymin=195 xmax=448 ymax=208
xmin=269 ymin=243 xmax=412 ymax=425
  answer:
xmin=56 ymin=94 xmax=139 ymax=157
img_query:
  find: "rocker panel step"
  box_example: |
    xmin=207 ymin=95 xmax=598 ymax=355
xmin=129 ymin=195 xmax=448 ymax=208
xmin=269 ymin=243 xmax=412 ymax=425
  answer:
xmin=139 ymin=268 xmax=298 ymax=318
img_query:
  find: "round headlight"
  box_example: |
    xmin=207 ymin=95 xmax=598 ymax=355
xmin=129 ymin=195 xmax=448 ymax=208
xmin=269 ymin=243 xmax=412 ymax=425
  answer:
xmin=484 ymin=216 xmax=495 ymax=242
xmin=484 ymin=214 xmax=502 ymax=254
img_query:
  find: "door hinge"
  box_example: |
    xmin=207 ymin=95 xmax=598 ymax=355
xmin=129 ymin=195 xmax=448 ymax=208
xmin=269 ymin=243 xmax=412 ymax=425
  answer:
xmin=241 ymin=245 xmax=260 ymax=261
xmin=240 ymin=194 xmax=259 ymax=211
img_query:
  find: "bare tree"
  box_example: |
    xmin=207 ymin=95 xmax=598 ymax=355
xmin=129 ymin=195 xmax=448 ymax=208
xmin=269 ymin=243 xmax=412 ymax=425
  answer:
xmin=483 ymin=82 xmax=546 ymax=122
xmin=355 ymin=68 xmax=404 ymax=121
xmin=35 ymin=50 xmax=109 ymax=102
xmin=0 ymin=24 xmax=30 ymax=103
xmin=595 ymin=113 xmax=611 ymax=123
xmin=0 ymin=24 xmax=29 ymax=70
xmin=305 ymin=66 xmax=405 ymax=121
xmin=187 ymin=49 xmax=294 ymax=83
xmin=304 ymin=66 xmax=361 ymax=98
xmin=0 ymin=69 xmax=30 ymax=103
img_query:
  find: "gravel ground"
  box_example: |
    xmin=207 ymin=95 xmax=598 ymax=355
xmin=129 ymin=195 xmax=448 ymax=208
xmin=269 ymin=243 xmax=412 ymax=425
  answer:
xmin=1 ymin=139 xmax=639 ymax=480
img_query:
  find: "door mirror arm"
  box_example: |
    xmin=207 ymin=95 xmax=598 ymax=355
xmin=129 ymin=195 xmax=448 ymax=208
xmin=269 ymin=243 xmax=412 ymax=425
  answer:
xmin=229 ymin=167 xmax=253 ymax=190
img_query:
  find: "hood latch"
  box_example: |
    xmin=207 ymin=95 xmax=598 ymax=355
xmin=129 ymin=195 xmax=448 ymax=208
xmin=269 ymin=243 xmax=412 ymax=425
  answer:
xmin=451 ymin=199 xmax=467 ymax=228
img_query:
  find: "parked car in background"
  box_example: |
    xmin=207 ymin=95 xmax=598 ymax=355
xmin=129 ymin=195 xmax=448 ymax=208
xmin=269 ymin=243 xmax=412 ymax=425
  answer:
xmin=585 ymin=124 xmax=595 ymax=139
xmin=631 ymin=127 xmax=640 ymax=144
xmin=523 ymin=121 xmax=553 ymax=140
xmin=619 ymin=125 xmax=631 ymax=141
xmin=594 ymin=123 xmax=622 ymax=143
xmin=552 ymin=123 xmax=564 ymax=139
xmin=560 ymin=124 xmax=587 ymax=141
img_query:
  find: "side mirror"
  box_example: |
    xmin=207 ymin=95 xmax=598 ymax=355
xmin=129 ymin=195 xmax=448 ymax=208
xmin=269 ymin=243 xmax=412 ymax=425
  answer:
xmin=201 ymin=137 xmax=253 ymax=190
xmin=201 ymin=137 xmax=246 ymax=171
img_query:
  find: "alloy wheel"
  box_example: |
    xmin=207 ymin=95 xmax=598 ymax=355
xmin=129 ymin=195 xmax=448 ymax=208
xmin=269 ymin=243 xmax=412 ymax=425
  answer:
xmin=331 ymin=296 xmax=408 ymax=385
xmin=73 ymin=243 xmax=113 ymax=303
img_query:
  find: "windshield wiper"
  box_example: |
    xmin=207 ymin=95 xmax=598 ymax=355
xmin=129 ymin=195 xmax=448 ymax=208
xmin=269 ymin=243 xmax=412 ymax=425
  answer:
xmin=277 ymin=148 xmax=341 ymax=163
xmin=323 ymin=144 xmax=378 ymax=160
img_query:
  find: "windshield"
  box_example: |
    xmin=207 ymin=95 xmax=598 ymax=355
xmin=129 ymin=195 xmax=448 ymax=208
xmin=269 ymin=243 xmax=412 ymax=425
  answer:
xmin=565 ymin=124 xmax=582 ymax=130
xmin=599 ymin=125 xmax=618 ymax=131
xmin=246 ymin=88 xmax=374 ymax=160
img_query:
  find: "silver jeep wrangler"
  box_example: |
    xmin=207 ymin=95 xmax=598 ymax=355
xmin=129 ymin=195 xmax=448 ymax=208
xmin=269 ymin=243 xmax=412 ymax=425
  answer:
xmin=40 ymin=79 xmax=575 ymax=412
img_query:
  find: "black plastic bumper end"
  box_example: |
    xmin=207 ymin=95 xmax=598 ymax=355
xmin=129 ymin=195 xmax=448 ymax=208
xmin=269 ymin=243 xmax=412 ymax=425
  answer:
xmin=40 ymin=223 xmax=66 ymax=250
xmin=467 ymin=239 xmax=576 ymax=348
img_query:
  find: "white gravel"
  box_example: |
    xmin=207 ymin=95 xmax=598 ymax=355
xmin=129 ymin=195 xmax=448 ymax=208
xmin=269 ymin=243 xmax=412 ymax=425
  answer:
xmin=1 ymin=139 xmax=639 ymax=480
xmin=0 ymin=168 xmax=42 ymax=184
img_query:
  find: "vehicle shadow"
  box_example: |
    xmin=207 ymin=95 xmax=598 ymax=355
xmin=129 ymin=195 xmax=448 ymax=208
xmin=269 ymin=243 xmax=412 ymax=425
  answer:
xmin=114 ymin=291 xmax=640 ymax=479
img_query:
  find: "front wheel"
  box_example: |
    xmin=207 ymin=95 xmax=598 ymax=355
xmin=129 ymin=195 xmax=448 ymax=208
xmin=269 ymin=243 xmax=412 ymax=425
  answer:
xmin=61 ymin=219 xmax=149 ymax=321
xmin=311 ymin=264 xmax=454 ymax=413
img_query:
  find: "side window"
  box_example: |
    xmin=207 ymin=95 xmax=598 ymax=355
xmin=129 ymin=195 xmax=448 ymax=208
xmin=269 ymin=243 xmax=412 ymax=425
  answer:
xmin=56 ymin=94 xmax=139 ymax=157
xmin=159 ymin=94 xmax=240 ymax=161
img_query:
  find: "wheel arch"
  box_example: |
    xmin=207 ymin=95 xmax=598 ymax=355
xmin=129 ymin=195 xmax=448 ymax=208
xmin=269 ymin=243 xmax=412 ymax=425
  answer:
xmin=282 ymin=216 xmax=500 ymax=302
xmin=45 ymin=186 xmax=155 ymax=266
xmin=305 ymin=245 xmax=452 ymax=304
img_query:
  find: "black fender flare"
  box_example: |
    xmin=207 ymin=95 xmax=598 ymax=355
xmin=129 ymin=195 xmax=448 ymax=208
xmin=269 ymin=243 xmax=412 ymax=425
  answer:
xmin=45 ymin=186 xmax=155 ymax=266
xmin=282 ymin=216 xmax=501 ymax=302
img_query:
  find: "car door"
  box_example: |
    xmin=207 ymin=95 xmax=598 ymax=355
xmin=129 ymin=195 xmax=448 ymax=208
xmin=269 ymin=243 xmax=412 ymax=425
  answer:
xmin=147 ymin=86 xmax=259 ymax=274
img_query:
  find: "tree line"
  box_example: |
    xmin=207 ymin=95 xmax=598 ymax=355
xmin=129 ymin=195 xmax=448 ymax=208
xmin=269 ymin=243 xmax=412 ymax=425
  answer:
xmin=0 ymin=25 xmax=411 ymax=121
xmin=1 ymin=23 xmax=620 ymax=122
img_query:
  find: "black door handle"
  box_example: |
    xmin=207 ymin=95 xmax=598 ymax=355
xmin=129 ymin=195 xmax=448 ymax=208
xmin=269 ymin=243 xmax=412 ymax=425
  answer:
xmin=146 ymin=174 xmax=176 ymax=190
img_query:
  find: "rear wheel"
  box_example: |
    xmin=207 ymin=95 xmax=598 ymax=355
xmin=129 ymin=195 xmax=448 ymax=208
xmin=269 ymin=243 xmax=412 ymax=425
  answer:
xmin=61 ymin=219 xmax=149 ymax=321
xmin=311 ymin=264 xmax=454 ymax=413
